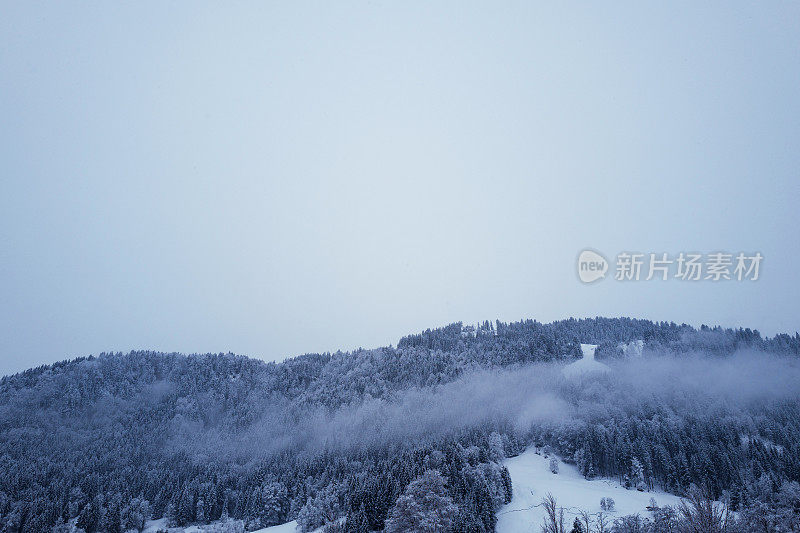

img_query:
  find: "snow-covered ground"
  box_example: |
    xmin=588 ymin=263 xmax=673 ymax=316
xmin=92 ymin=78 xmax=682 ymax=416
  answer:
xmin=250 ymin=520 xmax=299 ymax=533
xmin=496 ymin=447 xmax=682 ymax=533
xmin=142 ymin=518 xmax=169 ymax=532
xmin=142 ymin=517 xmax=301 ymax=533
xmin=251 ymin=520 xmax=336 ymax=533
xmin=562 ymin=344 xmax=610 ymax=379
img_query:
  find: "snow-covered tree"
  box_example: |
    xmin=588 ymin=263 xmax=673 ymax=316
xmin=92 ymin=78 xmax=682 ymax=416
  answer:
xmin=297 ymin=484 xmax=342 ymax=532
xmin=501 ymin=466 xmax=513 ymax=504
xmin=246 ymin=482 xmax=289 ymax=529
xmin=76 ymin=497 xmax=103 ymax=533
xmin=489 ymin=431 xmax=505 ymax=462
xmin=344 ymin=505 xmax=369 ymax=533
xmin=383 ymin=471 xmax=458 ymax=533
xmin=678 ymin=485 xmax=731 ymax=532
xmin=541 ymin=493 xmax=566 ymax=533
xmin=629 ymin=457 xmax=646 ymax=491
xmin=120 ymin=497 xmax=150 ymax=531
xmin=600 ymin=497 xmax=615 ymax=512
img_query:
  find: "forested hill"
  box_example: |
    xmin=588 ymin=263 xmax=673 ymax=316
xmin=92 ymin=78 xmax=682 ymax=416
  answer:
xmin=1 ymin=317 xmax=799 ymax=533
xmin=5 ymin=316 xmax=797 ymax=405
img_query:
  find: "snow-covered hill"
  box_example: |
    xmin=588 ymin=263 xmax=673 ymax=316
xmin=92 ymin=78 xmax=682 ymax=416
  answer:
xmin=496 ymin=447 xmax=682 ymax=532
xmin=562 ymin=344 xmax=610 ymax=379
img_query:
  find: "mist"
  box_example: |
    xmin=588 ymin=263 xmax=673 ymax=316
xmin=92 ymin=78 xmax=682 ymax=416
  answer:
xmin=175 ymin=349 xmax=800 ymax=462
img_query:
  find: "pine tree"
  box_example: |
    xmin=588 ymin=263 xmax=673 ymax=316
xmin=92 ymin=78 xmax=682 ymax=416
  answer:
xmin=384 ymin=471 xmax=458 ymax=533
xmin=121 ymin=498 xmax=150 ymax=531
xmin=196 ymin=498 xmax=206 ymax=523
xmin=76 ymin=498 xmax=102 ymax=533
xmin=177 ymin=485 xmax=195 ymax=526
xmin=630 ymin=457 xmax=646 ymax=491
xmin=164 ymin=502 xmax=178 ymax=528
xmin=489 ymin=432 xmax=505 ymax=462
xmin=345 ymin=505 xmax=369 ymax=533
xmin=500 ymin=466 xmax=513 ymax=504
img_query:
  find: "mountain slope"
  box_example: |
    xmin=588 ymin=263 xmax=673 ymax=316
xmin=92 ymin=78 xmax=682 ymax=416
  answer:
xmin=496 ymin=447 xmax=681 ymax=533
xmin=1 ymin=317 xmax=799 ymax=532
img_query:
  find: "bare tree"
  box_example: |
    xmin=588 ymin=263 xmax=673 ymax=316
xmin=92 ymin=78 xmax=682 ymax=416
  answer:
xmin=541 ymin=493 xmax=566 ymax=533
xmin=595 ymin=511 xmax=610 ymax=533
xmin=678 ymin=486 xmax=732 ymax=533
xmin=578 ymin=509 xmax=591 ymax=533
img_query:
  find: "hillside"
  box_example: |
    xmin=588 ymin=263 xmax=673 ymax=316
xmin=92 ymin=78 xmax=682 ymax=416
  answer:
xmin=1 ymin=317 xmax=799 ymax=532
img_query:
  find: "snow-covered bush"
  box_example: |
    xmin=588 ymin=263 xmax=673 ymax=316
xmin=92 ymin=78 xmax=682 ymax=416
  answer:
xmin=600 ymin=497 xmax=615 ymax=511
xmin=199 ymin=519 xmax=245 ymax=533
xmin=322 ymin=519 xmax=347 ymax=533
xmin=549 ymin=457 xmax=559 ymax=474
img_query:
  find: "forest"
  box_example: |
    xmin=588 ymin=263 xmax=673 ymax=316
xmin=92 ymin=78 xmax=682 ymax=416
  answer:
xmin=1 ymin=317 xmax=799 ymax=532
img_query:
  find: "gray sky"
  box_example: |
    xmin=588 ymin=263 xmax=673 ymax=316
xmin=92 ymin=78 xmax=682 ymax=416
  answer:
xmin=1 ymin=2 xmax=799 ymax=376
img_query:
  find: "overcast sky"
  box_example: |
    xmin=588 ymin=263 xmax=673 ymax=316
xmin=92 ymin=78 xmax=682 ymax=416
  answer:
xmin=1 ymin=2 xmax=799 ymax=375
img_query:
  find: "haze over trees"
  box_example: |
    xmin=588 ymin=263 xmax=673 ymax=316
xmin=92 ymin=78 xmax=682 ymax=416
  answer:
xmin=0 ymin=317 xmax=799 ymax=532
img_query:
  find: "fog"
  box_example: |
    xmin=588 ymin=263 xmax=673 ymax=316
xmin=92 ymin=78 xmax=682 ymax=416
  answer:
xmin=174 ymin=350 xmax=800 ymax=462
xmin=611 ymin=350 xmax=800 ymax=404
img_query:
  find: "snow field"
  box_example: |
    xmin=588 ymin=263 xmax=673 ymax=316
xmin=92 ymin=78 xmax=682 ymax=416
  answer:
xmin=496 ymin=447 xmax=682 ymax=533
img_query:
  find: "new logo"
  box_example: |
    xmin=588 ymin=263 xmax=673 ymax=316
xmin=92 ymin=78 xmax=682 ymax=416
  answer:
xmin=577 ymin=249 xmax=608 ymax=283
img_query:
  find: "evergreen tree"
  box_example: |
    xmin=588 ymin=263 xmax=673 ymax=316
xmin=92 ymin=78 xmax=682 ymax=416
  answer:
xmin=344 ymin=505 xmax=369 ymax=533
xmin=500 ymin=466 xmax=513 ymax=504
xmin=384 ymin=471 xmax=458 ymax=533
xmin=76 ymin=498 xmax=102 ymax=533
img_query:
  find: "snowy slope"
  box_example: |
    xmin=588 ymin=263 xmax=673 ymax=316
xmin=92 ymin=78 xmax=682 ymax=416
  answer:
xmin=562 ymin=344 xmax=610 ymax=379
xmin=141 ymin=518 xmax=301 ymax=533
xmin=251 ymin=521 xmax=299 ymax=533
xmin=251 ymin=520 xmax=337 ymax=533
xmin=142 ymin=518 xmax=169 ymax=532
xmin=496 ymin=448 xmax=682 ymax=532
